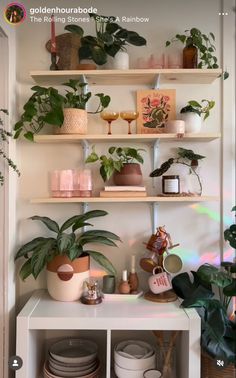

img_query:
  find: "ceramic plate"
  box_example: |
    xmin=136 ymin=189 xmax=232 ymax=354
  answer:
xmin=49 ymin=361 xmax=98 ymax=377
xmin=44 ymin=361 xmax=101 ymax=378
xmin=49 ymin=359 xmax=97 ymax=373
xmin=49 ymin=339 xmax=98 ymax=364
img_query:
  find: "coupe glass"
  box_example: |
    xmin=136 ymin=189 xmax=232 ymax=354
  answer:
xmin=100 ymin=111 xmax=119 ymax=135
xmin=120 ymin=111 xmax=139 ymax=134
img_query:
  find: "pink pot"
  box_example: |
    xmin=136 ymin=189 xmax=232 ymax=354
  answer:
xmin=113 ymin=163 xmax=143 ymax=186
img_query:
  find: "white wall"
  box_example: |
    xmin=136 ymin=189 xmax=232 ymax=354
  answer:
xmin=15 ymin=0 xmax=235 ymax=307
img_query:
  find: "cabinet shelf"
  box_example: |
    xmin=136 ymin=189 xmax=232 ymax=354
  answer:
xmin=30 ymin=68 xmax=222 ymax=86
xmin=30 ymin=196 xmax=219 ymax=204
xmin=34 ymin=133 xmax=221 ymax=144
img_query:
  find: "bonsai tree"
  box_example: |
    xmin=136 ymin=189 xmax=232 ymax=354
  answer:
xmin=0 ymin=109 xmax=20 ymax=185
xmin=150 ymin=147 xmax=205 ymax=195
xmin=15 ymin=210 xmax=121 ymax=279
xmin=165 ymin=28 xmax=218 ymax=69
xmin=86 ymin=146 xmax=144 ymax=182
xmin=14 ymin=80 xmax=110 ymax=141
xmin=65 ymin=13 xmax=146 ymax=65
xmin=180 ymin=99 xmax=215 ymax=120
xmin=172 ymin=263 xmax=236 ymax=366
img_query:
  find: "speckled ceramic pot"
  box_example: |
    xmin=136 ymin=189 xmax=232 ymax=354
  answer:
xmin=47 ymin=254 xmax=90 ymax=301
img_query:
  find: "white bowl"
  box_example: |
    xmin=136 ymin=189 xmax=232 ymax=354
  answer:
xmin=114 ymin=340 xmax=156 ymax=370
xmin=49 ymin=338 xmax=97 ymax=364
xmin=114 ymin=362 xmax=156 ymax=378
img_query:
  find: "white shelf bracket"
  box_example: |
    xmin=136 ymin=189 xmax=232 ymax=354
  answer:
xmin=151 ymin=202 xmax=158 ymax=234
xmin=81 ymin=202 xmax=89 ymax=232
xmin=152 ymin=74 xmax=161 ymax=89
xmin=81 ymin=139 xmax=90 ymax=161
xmin=152 ymin=139 xmax=160 ymax=188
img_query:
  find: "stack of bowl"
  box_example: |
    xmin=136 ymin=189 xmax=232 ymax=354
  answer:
xmin=44 ymin=338 xmax=100 ymax=378
xmin=114 ymin=340 xmax=156 ymax=378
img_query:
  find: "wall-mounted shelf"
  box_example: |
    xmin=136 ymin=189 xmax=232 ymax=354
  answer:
xmin=30 ymin=68 xmax=222 ymax=86
xmin=34 ymin=133 xmax=221 ymax=144
xmin=30 ymin=196 xmax=219 ymax=204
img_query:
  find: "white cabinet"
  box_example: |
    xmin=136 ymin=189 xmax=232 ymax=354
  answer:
xmin=16 ymin=290 xmax=201 ymax=378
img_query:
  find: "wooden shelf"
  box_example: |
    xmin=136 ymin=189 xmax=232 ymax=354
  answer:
xmin=34 ymin=133 xmax=221 ymax=144
xmin=31 ymin=196 xmax=219 ymax=204
xmin=30 ymin=69 xmax=222 ymax=86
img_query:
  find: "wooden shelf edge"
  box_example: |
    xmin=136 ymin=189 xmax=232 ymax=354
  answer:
xmin=34 ymin=133 xmax=221 ymax=143
xmin=30 ymin=196 xmax=219 ymax=204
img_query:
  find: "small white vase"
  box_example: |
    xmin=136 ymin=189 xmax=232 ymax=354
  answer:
xmin=180 ymin=112 xmax=202 ymax=133
xmin=165 ymin=120 xmax=185 ymax=133
xmin=113 ymin=51 xmax=129 ymax=70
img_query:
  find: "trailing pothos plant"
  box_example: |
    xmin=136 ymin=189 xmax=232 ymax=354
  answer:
xmin=180 ymin=99 xmax=215 ymax=120
xmin=15 ymin=210 xmax=121 ymax=279
xmin=14 ymin=80 xmax=110 ymax=141
xmin=0 ymin=109 xmax=20 ymax=185
xmin=150 ymin=147 xmax=205 ymax=195
xmin=86 ymin=146 xmax=145 ymax=182
xmin=65 ymin=13 xmax=146 ymax=65
xmin=172 ymin=263 xmax=236 ymax=365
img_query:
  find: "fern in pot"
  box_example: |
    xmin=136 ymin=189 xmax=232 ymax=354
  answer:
xmin=15 ymin=210 xmax=121 ymax=301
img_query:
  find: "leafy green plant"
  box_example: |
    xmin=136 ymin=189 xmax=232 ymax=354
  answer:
xmin=14 ymin=80 xmax=110 ymax=141
xmin=224 ymin=206 xmax=236 ymax=249
xmin=0 ymin=109 xmax=20 ymax=185
xmin=172 ymin=263 xmax=236 ymax=365
xmin=65 ymin=13 xmax=146 ymax=65
xmin=180 ymin=99 xmax=215 ymax=120
xmin=165 ymin=28 xmax=218 ymax=69
xmin=150 ymin=147 xmax=205 ymax=195
xmin=86 ymin=146 xmax=144 ymax=182
xmin=15 ymin=210 xmax=121 ymax=279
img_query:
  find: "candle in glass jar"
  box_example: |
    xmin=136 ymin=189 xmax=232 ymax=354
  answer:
xmin=50 ymin=14 xmax=56 ymax=53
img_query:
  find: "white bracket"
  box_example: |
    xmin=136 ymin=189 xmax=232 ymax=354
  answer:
xmin=81 ymin=202 xmax=89 ymax=232
xmin=152 ymin=139 xmax=160 ymax=188
xmin=151 ymin=202 xmax=158 ymax=234
xmin=152 ymin=74 xmax=161 ymax=89
xmin=81 ymin=139 xmax=90 ymax=161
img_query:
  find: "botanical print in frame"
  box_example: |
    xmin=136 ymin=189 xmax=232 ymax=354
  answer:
xmin=137 ymin=89 xmax=176 ymax=134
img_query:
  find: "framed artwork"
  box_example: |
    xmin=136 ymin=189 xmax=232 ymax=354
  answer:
xmin=137 ymin=89 xmax=176 ymax=134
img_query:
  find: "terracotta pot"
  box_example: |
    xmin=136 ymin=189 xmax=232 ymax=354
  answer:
xmin=57 ymin=108 xmax=88 ymax=135
xmin=113 ymin=163 xmax=143 ymax=186
xmin=47 ymin=254 xmax=90 ymax=301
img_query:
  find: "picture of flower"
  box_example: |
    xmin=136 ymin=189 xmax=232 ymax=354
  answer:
xmin=137 ymin=89 xmax=176 ymax=134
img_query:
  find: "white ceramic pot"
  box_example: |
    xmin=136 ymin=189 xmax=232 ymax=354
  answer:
xmin=180 ymin=112 xmax=202 ymax=133
xmin=165 ymin=120 xmax=185 ymax=133
xmin=57 ymin=108 xmax=88 ymax=135
xmin=113 ymin=51 xmax=129 ymax=70
xmin=47 ymin=255 xmax=90 ymax=301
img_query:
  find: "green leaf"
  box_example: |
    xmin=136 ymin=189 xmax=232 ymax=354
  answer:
xmin=209 ymin=32 xmax=215 ymax=41
xmin=60 ymin=210 xmax=108 ymax=232
xmin=197 ymin=264 xmax=232 ymax=289
xmin=24 ymin=131 xmax=34 ymax=142
xmin=85 ymin=250 xmax=117 ymax=275
xmin=165 ymin=41 xmax=171 ymax=47
xmin=91 ymin=45 xmax=107 ymax=66
xmin=44 ymin=107 xmax=64 ymax=126
xmin=223 ymin=71 xmax=229 ymax=80
xmin=78 ymin=229 xmax=121 ymax=241
xmin=30 ymin=216 xmax=60 ymax=233
xmin=232 ymin=206 xmax=236 ymax=211
xmin=86 ymin=152 xmax=99 ymax=163
xmin=106 ymin=22 xmax=120 ymax=34
xmin=127 ymin=32 xmax=146 ymax=46
xmin=14 ymin=120 xmax=24 ymax=131
xmin=67 ymin=245 xmax=83 ymax=261
xmin=19 ymin=258 xmax=33 ymax=280
xmin=79 ymin=235 xmax=118 ymax=247
xmin=15 ymin=237 xmax=53 ymax=260
xmin=31 ymin=238 xmax=56 ymax=278
xmin=14 ymin=128 xmax=23 ymax=139
xmin=65 ymin=24 xmax=84 ymax=36
xmin=188 ymin=100 xmax=201 ymax=108
xmin=57 ymin=233 xmax=76 ymax=253
xmin=108 ymin=146 xmax=116 ymax=155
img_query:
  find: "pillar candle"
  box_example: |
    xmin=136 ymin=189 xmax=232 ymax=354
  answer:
xmin=131 ymin=255 xmax=136 ymax=273
xmin=122 ymin=270 xmax=127 ymax=281
xmin=51 ymin=14 xmax=56 ymax=53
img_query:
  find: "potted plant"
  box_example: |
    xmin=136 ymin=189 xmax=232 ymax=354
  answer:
xmin=224 ymin=206 xmax=236 ymax=249
xmin=15 ymin=210 xmax=121 ymax=301
xmin=165 ymin=28 xmax=218 ymax=69
xmin=172 ymin=263 xmax=236 ymax=377
xmin=0 ymin=109 xmax=20 ymax=185
xmin=14 ymin=80 xmax=110 ymax=141
xmin=180 ymin=99 xmax=215 ymax=133
xmin=150 ymin=147 xmax=205 ymax=195
xmin=86 ymin=146 xmax=145 ymax=185
xmin=65 ymin=13 xmax=147 ymax=68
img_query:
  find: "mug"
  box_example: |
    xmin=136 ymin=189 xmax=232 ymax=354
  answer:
xmin=143 ymin=369 xmax=162 ymax=378
xmin=163 ymin=253 xmax=183 ymax=274
xmin=148 ymin=266 xmax=172 ymax=294
xmin=102 ymin=274 xmax=116 ymax=294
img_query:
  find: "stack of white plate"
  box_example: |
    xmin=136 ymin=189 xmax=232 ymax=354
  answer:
xmin=114 ymin=340 xmax=156 ymax=378
xmin=44 ymin=338 xmax=100 ymax=378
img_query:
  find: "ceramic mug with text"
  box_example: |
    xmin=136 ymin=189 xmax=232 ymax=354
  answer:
xmin=148 ymin=266 xmax=172 ymax=294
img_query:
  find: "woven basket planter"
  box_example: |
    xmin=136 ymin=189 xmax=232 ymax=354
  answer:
xmin=201 ymin=352 xmax=235 ymax=378
xmin=57 ymin=108 xmax=88 ymax=134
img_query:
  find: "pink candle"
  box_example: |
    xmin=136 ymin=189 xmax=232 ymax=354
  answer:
xmin=51 ymin=14 xmax=56 ymax=53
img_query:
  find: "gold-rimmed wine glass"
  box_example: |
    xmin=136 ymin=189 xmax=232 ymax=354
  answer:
xmin=100 ymin=111 xmax=119 ymax=135
xmin=120 ymin=111 xmax=139 ymax=134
